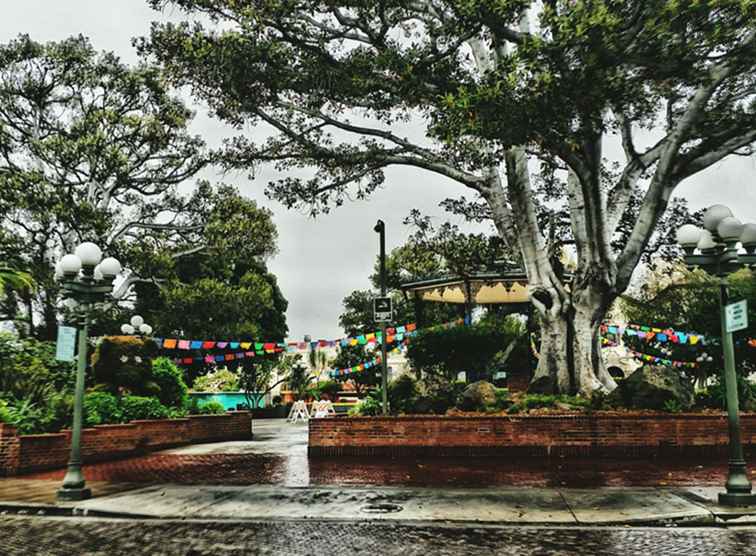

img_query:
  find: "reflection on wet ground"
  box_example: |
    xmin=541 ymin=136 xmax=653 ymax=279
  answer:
xmin=11 ymin=420 xmax=756 ymax=488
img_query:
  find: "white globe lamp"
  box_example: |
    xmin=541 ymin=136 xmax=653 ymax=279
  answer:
xmin=676 ymin=224 xmax=701 ymax=251
xmin=697 ymin=229 xmax=718 ymax=252
xmin=139 ymin=324 xmax=153 ymax=336
xmin=130 ymin=315 xmax=144 ymax=328
xmin=60 ymin=254 xmax=82 ymax=277
xmin=121 ymin=323 xmax=135 ymax=335
xmin=717 ymin=217 xmax=744 ymax=243
xmin=703 ymin=204 xmax=733 ymax=233
xmin=74 ymin=242 xmax=103 ymax=268
xmin=99 ymin=257 xmax=122 ymax=279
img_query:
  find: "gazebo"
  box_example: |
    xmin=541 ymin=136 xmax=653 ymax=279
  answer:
xmin=400 ymin=267 xmax=535 ymax=390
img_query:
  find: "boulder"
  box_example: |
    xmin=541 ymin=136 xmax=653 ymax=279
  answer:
xmin=458 ymin=380 xmax=497 ymax=411
xmin=607 ymin=365 xmax=694 ymax=410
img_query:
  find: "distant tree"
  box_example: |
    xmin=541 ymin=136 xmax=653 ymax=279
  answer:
xmin=0 ymin=35 xmax=205 ymax=339
xmin=329 ymin=343 xmax=379 ymax=396
xmin=621 ymin=264 xmax=756 ymax=386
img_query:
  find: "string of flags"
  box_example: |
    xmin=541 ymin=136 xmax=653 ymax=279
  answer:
xmin=629 ymin=350 xmax=699 ymax=368
xmin=601 ymin=323 xmax=706 ymax=346
xmin=153 ymin=322 xmax=420 ymax=355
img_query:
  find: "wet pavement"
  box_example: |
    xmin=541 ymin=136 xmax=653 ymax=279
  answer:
xmin=7 ymin=420 xmax=752 ymax=489
xmin=1 ymin=516 xmax=755 ymax=555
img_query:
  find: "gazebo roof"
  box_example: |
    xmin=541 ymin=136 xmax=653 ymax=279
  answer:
xmin=400 ymin=269 xmax=530 ymax=305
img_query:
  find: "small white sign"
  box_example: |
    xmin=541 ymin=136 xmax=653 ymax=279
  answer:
xmin=55 ymin=325 xmax=77 ymax=362
xmin=373 ymin=296 xmax=393 ymax=323
xmin=725 ymin=300 xmax=748 ymax=333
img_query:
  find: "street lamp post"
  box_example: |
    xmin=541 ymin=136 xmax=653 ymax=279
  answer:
xmin=676 ymin=204 xmax=756 ymax=507
xmin=55 ymin=242 xmax=122 ymax=501
xmin=374 ymin=220 xmax=389 ymax=415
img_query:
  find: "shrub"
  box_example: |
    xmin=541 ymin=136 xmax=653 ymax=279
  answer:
xmin=388 ymin=374 xmax=418 ymax=414
xmin=187 ymin=397 xmax=227 ymax=415
xmin=91 ymin=335 xmax=159 ymax=395
xmin=0 ymin=399 xmax=11 ymax=423
xmin=192 ymin=368 xmax=240 ymax=392
xmin=83 ymin=392 xmax=122 ymax=427
xmin=198 ymin=400 xmax=226 ymax=415
xmin=120 ymin=396 xmax=170 ymax=421
xmin=663 ymin=399 xmax=683 ymax=413
xmin=406 ymin=316 xmax=525 ymax=383
xmin=272 ymin=395 xmax=283 ymax=406
xmin=0 ymin=332 xmax=75 ymax=406
xmin=152 ymin=357 xmax=189 ymax=408
xmin=350 ymin=396 xmax=382 ymax=416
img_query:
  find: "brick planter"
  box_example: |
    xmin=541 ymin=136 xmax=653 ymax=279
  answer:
xmin=0 ymin=411 xmax=252 ymax=476
xmin=308 ymin=413 xmax=756 ymax=458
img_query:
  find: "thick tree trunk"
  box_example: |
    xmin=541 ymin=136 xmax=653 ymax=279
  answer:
xmin=529 ymin=286 xmax=618 ymax=397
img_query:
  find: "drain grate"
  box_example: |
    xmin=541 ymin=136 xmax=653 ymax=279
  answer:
xmin=360 ymin=503 xmax=404 ymax=514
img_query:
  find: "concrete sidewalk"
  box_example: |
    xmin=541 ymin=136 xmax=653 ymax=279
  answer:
xmin=3 ymin=485 xmax=753 ymax=526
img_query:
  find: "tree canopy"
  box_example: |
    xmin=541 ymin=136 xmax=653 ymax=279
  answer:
xmin=143 ymin=1 xmax=755 ymax=396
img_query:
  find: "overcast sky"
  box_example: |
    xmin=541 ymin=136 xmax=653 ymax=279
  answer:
xmin=2 ymin=1 xmax=755 ymax=341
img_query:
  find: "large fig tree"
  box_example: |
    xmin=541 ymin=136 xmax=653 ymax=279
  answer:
xmin=143 ymin=1 xmax=756 ymax=395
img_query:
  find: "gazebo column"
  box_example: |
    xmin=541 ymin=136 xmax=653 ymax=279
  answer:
xmin=413 ymin=291 xmax=426 ymax=329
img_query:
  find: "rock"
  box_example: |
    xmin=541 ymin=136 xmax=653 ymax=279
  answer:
xmin=458 ymin=381 xmax=497 ymax=411
xmin=528 ymin=375 xmax=557 ymax=395
xmin=607 ymin=365 xmax=694 ymax=410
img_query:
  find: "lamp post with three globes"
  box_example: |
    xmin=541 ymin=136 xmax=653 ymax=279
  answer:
xmin=54 ymin=242 xmax=122 ymax=501
xmin=676 ymin=205 xmax=756 ymax=506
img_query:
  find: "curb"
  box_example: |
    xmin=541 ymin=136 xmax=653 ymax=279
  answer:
xmin=0 ymin=501 xmax=746 ymax=527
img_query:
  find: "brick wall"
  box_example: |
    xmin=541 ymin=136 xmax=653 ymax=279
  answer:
xmin=309 ymin=413 xmax=756 ymax=458
xmin=0 ymin=411 xmax=252 ymax=476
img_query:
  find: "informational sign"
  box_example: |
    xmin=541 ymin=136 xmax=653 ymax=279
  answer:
xmin=373 ymin=296 xmax=393 ymax=322
xmin=55 ymin=325 xmax=77 ymax=362
xmin=725 ymin=300 xmax=748 ymax=333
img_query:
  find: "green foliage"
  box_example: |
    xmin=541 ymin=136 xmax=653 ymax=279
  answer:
xmin=83 ymin=392 xmax=122 ymax=427
xmin=91 ymin=336 xmax=159 ymax=396
xmin=188 ymin=398 xmax=226 ymax=415
xmin=0 ymin=332 xmax=75 ymax=405
xmin=0 ymin=34 xmax=205 ymax=341
xmin=388 ymin=374 xmax=419 ymax=414
xmin=313 ymin=380 xmax=341 ymax=400
xmin=192 ymin=368 xmax=240 ymax=392
xmin=663 ymin=399 xmax=683 ymax=413
xmin=272 ymin=395 xmax=283 ymax=406
xmin=0 ymin=399 xmax=10 ymax=423
xmin=120 ymin=396 xmax=170 ymax=421
xmin=0 ymin=266 xmax=34 ymax=296
xmin=406 ymin=317 xmax=525 ymax=383
xmin=621 ymin=266 xmax=756 ymax=381
xmin=350 ymin=396 xmax=383 ymax=417
xmin=330 ymin=343 xmax=379 ymax=395
xmin=287 ymin=362 xmax=316 ymax=401
xmin=151 ymin=357 xmax=188 ymax=408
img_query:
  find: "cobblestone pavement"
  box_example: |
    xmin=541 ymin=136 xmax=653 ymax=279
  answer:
xmin=0 ymin=516 xmax=755 ymax=555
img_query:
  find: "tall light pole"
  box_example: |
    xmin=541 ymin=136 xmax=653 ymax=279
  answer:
xmin=374 ymin=220 xmax=389 ymax=415
xmin=676 ymin=204 xmax=756 ymax=506
xmin=55 ymin=242 xmax=122 ymax=501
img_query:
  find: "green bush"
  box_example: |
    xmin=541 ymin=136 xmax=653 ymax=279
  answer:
xmin=83 ymin=392 xmax=122 ymax=426
xmin=0 ymin=399 xmax=11 ymax=424
xmin=663 ymin=399 xmax=683 ymax=413
xmin=198 ymin=400 xmax=226 ymax=415
xmin=388 ymin=374 xmax=418 ymax=414
xmin=187 ymin=398 xmax=227 ymax=415
xmin=120 ymin=395 xmax=170 ymax=421
xmin=0 ymin=332 xmax=75 ymax=406
xmin=151 ymin=357 xmax=188 ymax=408
xmin=272 ymin=395 xmax=283 ymax=406
xmin=91 ymin=335 xmax=159 ymax=395
xmin=350 ymin=396 xmax=382 ymax=416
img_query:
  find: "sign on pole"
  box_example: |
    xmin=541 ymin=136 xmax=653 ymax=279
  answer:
xmin=725 ymin=299 xmax=748 ymax=333
xmin=373 ymin=296 xmax=393 ymax=322
xmin=55 ymin=325 xmax=77 ymax=362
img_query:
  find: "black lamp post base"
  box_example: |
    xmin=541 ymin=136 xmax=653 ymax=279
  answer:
xmin=718 ymin=492 xmax=756 ymax=507
xmin=56 ymin=486 xmax=91 ymax=502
